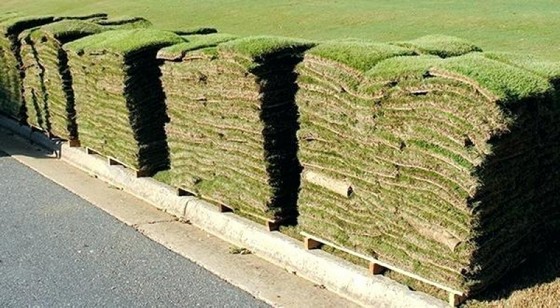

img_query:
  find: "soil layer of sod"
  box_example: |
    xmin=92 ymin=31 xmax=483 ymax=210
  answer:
xmin=156 ymin=36 xmax=315 ymax=224
xmin=64 ymin=28 xmax=185 ymax=175
xmin=296 ymin=37 xmax=560 ymax=294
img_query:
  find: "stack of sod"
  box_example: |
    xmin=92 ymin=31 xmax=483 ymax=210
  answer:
xmin=64 ymin=29 xmax=185 ymax=175
xmin=156 ymin=36 xmax=314 ymax=224
xmin=0 ymin=13 xmax=55 ymax=119
xmin=297 ymin=39 xmax=560 ymax=293
xmin=19 ymin=17 xmax=152 ymax=142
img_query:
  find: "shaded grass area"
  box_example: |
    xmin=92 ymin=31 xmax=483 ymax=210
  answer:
xmin=465 ymin=239 xmax=560 ymax=307
xmin=0 ymin=1 xmax=558 ymax=61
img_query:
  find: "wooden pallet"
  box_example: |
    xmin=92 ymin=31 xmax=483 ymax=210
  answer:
xmin=67 ymin=139 xmax=81 ymax=148
xmin=202 ymin=195 xmax=283 ymax=231
xmin=85 ymin=147 xmax=147 ymax=178
xmin=175 ymin=186 xmax=197 ymax=197
xmin=301 ymin=231 xmax=467 ymax=306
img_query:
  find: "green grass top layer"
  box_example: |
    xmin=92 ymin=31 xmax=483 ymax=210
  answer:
xmin=307 ymin=41 xmax=416 ymax=72
xmin=435 ymin=53 xmax=552 ymax=103
xmin=366 ymin=55 xmax=443 ymax=80
xmin=96 ymin=16 xmax=153 ymax=29
xmin=64 ymin=28 xmax=185 ymax=55
xmin=482 ymin=52 xmax=560 ymax=84
xmin=0 ymin=14 xmax=55 ymax=36
xmin=170 ymin=27 xmax=218 ymax=35
xmin=24 ymin=20 xmax=105 ymax=41
xmin=393 ymin=35 xmax=482 ymax=58
xmin=157 ymin=33 xmax=237 ymax=60
xmin=218 ymin=35 xmax=315 ymax=61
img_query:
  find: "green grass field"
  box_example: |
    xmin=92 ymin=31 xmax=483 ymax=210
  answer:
xmin=0 ymin=0 xmax=559 ymax=61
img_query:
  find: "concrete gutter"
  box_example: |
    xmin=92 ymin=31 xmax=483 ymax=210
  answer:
xmin=0 ymin=115 xmax=448 ymax=308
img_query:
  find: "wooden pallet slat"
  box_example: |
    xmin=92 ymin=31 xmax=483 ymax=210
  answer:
xmin=108 ymin=156 xmax=148 ymax=178
xmin=300 ymin=231 xmax=466 ymax=306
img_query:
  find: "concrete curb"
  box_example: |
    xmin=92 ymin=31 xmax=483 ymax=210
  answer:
xmin=0 ymin=116 xmax=447 ymax=308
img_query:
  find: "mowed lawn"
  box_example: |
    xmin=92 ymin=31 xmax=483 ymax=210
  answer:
xmin=0 ymin=0 xmax=559 ymax=61
xmin=1 ymin=1 xmax=559 ymax=306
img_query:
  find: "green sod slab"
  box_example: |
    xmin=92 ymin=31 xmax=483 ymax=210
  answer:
xmin=157 ymin=36 xmax=314 ymax=224
xmin=392 ymin=35 xmax=482 ymax=58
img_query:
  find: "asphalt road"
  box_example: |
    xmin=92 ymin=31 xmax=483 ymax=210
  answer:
xmin=0 ymin=150 xmax=268 ymax=307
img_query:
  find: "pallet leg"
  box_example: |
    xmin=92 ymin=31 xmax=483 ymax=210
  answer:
xmin=219 ymin=204 xmax=233 ymax=213
xmin=177 ymin=187 xmax=195 ymax=197
xmin=135 ymin=170 xmax=149 ymax=178
xmin=448 ymin=293 xmax=466 ymax=307
xmin=85 ymin=147 xmax=98 ymax=155
xmin=68 ymin=139 xmax=80 ymax=148
xmin=304 ymin=237 xmax=322 ymax=250
xmin=266 ymin=220 xmax=281 ymax=232
xmin=108 ymin=157 xmax=121 ymax=166
xmin=369 ymin=262 xmax=386 ymax=275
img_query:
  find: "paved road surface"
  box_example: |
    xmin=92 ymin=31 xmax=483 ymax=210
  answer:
xmin=0 ymin=150 xmax=267 ymax=307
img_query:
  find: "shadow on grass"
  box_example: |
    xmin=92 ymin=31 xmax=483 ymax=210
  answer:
xmin=470 ymin=238 xmax=560 ymax=302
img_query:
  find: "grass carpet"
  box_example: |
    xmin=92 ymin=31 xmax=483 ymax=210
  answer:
xmin=156 ymin=36 xmax=314 ymax=224
xmin=296 ymin=37 xmax=560 ymax=294
xmin=19 ymin=16 xmax=152 ymax=141
xmin=64 ymin=28 xmax=185 ymax=175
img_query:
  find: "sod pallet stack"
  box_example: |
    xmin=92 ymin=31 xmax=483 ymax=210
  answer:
xmin=64 ymin=29 xmax=185 ymax=176
xmin=157 ymin=36 xmax=314 ymax=225
xmin=296 ymin=38 xmax=560 ymax=294
xmin=0 ymin=13 xmax=55 ymax=119
xmin=19 ymin=17 xmax=152 ymax=143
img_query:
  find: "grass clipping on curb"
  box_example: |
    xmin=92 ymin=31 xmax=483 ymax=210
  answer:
xmin=19 ymin=17 xmax=152 ymax=140
xmin=296 ymin=37 xmax=560 ymax=295
xmin=64 ymin=28 xmax=185 ymax=175
xmin=156 ymin=35 xmax=315 ymax=224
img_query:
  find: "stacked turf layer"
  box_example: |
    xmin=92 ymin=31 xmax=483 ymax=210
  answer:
xmin=157 ymin=36 xmax=314 ymax=223
xmin=297 ymin=40 xmax=560 ymax=293
xmin=0 ymin=13 xmax=55 ymax=119
xmin=64 ymin=29 xmax=185 ymax=175
xmin=392 ymin=34 xmax=483 ymax=58
xmin=19 ymin=18 xmax=151 ymax=141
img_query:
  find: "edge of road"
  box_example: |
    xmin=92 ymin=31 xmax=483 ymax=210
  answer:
xmin=0 ymin=115 xmax=448 ymax=308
